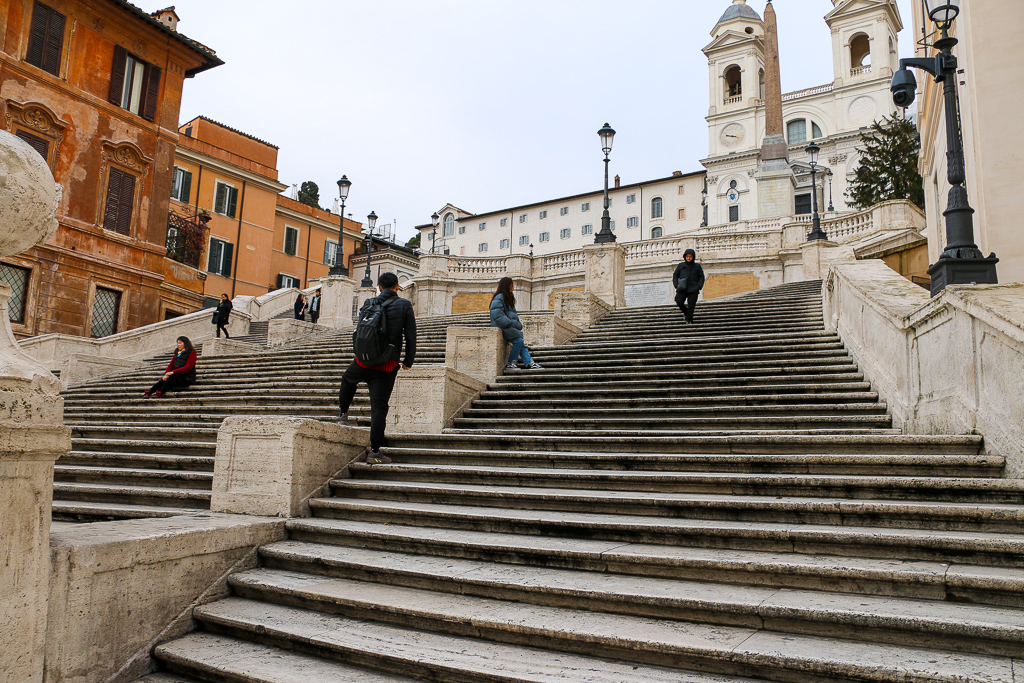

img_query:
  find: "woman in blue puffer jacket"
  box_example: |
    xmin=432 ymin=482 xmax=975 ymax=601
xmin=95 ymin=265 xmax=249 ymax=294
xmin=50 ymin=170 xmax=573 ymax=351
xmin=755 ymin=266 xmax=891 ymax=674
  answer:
xmin=489 ymin=277 xmax=542 ymax=370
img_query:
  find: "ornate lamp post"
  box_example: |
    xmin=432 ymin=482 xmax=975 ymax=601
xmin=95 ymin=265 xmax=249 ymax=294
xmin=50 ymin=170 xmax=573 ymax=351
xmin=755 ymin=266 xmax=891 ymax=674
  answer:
xmin=360 ymin=210 xmax=378 ymax=287
xmin=805 ymin=142 xmax=828 ymax=241
xmin=330 ymin=175 xmax=351 ymax=276
xmin=890 ymin=0 xmax=997 ymax=295
xmin=700 ymin=180 xmax=708 ymax=227
xmin=594 ymin=123 xmax=617 ymax=243
xmin=826 ymin=168 xmax=835 ymax=212
xmin=430 ymin=212 xmax=439 ymax=254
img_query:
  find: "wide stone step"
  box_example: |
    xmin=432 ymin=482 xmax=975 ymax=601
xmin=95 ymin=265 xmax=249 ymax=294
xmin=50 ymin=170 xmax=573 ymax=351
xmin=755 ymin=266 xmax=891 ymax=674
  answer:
xmin=348 ymin=464 xmax=1023 ymax=502
xmin=472 ymin=392 xmax=884 ymax=409
xmin=51 ymin=500 xmax=205 ymax=522
xmin=182 ymin=601 xmax=753 ymax=683
xmin=490 ymin=371 xmax=868 ymax=390
xmin=52 ymin=481 xmax=210 ymax=508
xmin=54 ymin=465 xmax=213 ymax=489
xmin=375 ymin=446 xmax=1003 ymax=476
xmin=325 ymin=480 xmax=1024 ymax=532
xmin=258 ymin=541 xmax=1024 ymax=657
xmin=71 ymin=425 xmax=218 ymax=442
xmin=219 ymin=572 xmax=1016 ymax=683
xmin=59 ymin=450 xmax=215 ymax=470
xmin=500 ymin=357 xmax=858 ymax=378
xmin=70 ymin=438 xmax=216 ymax=456
xmin=305 ymin=498 xmax=1024 ymax=566
xmin=284 ymin=518 xmax=1024 ymax=606
xmin=480 ymin=381 xmax=876 ymax=400
xmin=575 ymin=324 xmax=826 ymax=343
xmin=465 ymin=402 xmax=887 ymax=416
xmin=450 ymin=415 xmax=893 ymax=431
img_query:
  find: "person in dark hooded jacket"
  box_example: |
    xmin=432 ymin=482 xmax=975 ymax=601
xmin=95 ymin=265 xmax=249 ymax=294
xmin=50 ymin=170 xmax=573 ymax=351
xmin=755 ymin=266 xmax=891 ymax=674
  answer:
xmin=672 ymin=248 xmax=705 ymax=324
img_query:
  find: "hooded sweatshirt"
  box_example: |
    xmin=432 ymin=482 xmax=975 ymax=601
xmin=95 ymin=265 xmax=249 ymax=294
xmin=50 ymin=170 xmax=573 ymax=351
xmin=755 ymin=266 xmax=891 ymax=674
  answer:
xmin=672 ymin=249 xmax=706 ymax=294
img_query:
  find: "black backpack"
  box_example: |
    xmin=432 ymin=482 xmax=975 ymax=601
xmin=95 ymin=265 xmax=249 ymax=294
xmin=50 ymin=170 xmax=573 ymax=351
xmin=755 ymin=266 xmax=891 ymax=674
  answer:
xmin=352 ymin=296 xmax=398 ymax=365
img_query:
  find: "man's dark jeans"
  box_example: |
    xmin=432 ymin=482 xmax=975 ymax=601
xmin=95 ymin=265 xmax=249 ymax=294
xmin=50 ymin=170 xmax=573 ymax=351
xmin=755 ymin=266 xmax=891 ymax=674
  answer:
xmin=675 ymin=289 xmax=699 ymax=323
xmin=338 ymin=361 xmax=399 ymax=450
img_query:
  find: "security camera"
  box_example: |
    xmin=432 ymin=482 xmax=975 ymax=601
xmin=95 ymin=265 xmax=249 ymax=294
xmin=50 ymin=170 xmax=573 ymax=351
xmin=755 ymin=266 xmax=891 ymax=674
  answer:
xmin=890 ymin=68 xmax=918 ymax=108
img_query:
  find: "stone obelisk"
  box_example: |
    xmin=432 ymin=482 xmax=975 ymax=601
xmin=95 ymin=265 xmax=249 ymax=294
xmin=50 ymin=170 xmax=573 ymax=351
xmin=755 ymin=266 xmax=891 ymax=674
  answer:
xmin=755 ymin=0 xmax=797 ymax=218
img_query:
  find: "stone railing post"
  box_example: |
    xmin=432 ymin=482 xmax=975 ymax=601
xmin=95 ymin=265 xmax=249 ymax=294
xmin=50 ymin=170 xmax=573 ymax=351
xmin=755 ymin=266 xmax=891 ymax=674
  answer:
xmin=388 ymin=366 xmax=487 ymax=433
xmin=553 ymin=291 xmax=614 ymax=331
xmin=0 ymin=130 xmax=71 ymax=683
xmin=315 ymin=275 xmax=357 ymax=329
xmin=583 ymin=242 xmax=626 ymax=308
xmin=446 ymin=326 xmax=505 ymax=384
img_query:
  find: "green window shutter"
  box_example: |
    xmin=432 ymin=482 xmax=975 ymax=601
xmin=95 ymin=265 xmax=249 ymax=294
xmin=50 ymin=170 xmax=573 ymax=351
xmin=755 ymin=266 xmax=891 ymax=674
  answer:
xmin=180 ymin=170 xmax=192 ymax=204
xmin=115 ymin=172 xmax=135 ymax=235
xmin=208 ymin=239 xmax=222 ymax=273
xmin=141 ymin=63 xmax=161 ymax=122
xmin=41 ymin=6 xmax=64 ymax=75
xmin=108 ymin=45 xmax=127 ymax=105
xmin=221 ymin=242 xmax=234 ymax=277
xmin=214 ymin=184 xmax=226 ymax=214
xmin=102 ymin=168 xmax=124 ymax=232
xmin=226 ymin=187 xmax=238 ymax=218
xmin=26 ymin=3 xmax=64 ymax=75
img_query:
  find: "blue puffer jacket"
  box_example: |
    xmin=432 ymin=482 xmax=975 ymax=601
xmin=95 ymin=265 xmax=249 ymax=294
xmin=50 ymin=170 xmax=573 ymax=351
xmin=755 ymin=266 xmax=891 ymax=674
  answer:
xmin=489 ymin=293 xmax=523 ymax=341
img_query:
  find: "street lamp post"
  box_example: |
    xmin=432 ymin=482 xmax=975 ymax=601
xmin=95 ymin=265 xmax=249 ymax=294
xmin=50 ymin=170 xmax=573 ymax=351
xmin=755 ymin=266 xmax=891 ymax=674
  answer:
xmin=330 ymin=176 xmax=351 ymax=276
xmin=826 ymin=169 xmax=835 ymax=212
xmin=430 ymin=212 xmax=439 ymax=254
xmin=890 ymin=0 xmax=997 ymax=295
xmin=360 ymin=211 xmax=378 ymax=288
xmin=700 ymin=180 xmax=708 ymax=227
xmin=594 ymin=123 xmax=617 ymax=243
xmin=805 ymin=142 xmax=828 ymax=241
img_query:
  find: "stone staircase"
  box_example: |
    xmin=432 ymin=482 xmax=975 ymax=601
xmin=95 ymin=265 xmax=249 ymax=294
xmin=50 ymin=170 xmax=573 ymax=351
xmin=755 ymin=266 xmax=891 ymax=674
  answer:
xmin=54 ymin=310 xmax=492 ymax=522
xmin=131 ymin=282 xmax=1024 ymax=682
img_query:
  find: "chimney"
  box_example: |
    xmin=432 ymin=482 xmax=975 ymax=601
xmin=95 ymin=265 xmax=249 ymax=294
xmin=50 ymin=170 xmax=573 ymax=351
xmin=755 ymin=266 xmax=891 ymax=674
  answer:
xmin=672 ymin=171 xmax=683 ymax=177
xmin=151 ymin=7 xmax=180 ymax=31
xmin=614 ymin=175 xmax=620 ymax=189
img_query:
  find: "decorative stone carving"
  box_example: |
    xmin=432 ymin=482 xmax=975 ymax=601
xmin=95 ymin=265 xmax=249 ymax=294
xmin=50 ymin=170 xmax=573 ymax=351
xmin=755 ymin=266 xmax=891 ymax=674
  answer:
xmin=829 ymin=154 xmax=849 ymax=166
xmin=0 ymin=129 xmax=61 ymax=256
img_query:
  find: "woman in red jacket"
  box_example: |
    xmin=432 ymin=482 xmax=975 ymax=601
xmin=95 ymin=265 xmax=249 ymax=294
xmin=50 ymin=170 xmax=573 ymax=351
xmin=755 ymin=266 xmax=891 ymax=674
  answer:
xmin=144 ymin=336 xmax=198 ymax=398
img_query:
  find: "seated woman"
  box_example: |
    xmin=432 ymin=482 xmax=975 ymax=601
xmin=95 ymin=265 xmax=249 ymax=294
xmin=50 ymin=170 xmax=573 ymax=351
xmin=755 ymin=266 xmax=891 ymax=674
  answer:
xmin=489 ymin=276 xmax=542 ymax=370
xmin=144 ymin=336 xmax=198 ymax=398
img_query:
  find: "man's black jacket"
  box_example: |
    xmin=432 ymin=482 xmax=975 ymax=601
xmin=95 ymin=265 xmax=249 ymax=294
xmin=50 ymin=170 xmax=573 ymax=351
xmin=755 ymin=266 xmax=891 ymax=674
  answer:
xmin=672 ymin=253 xmax=706 ymax=294
xmin=360 ymin=288 xmax=417 ymax=366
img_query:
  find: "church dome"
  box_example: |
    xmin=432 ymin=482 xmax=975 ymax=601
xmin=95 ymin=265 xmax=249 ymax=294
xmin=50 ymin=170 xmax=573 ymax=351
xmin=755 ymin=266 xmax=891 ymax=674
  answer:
xmin=719 ymin=0 xmax=762 ymax=23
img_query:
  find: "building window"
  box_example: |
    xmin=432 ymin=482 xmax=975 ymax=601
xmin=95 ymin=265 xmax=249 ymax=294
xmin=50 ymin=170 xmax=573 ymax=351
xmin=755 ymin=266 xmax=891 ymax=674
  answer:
xmin=208 ymin=237 xmax=233 ymax=277
xmin=581 ymin=224 xmax=592 ymax=235
xmin=729 ymin=205 xmax=740 ymax=222
xmin=610 ymin=220 xmax=616 ymax=230
xmin=90 ymin=287 xmax=121 ymax=338
xmin=626 ymin=216 xmax=639 ymax=228
xmin=458 ymin=226 xmax=466 ymax=234
xmin=795 ymin=193 xmax=812 ymax=215
xmin=500 ymin=218 xmax=508 ymax=227
xmin=108 ymin=46 xmax=161 ymax=121
xmin=559 ymin=228 xmax=571 ymax=239
xmin=519 ymin=214 xmax=527 ymax=223
xmin=539 ymin=210 xmax=547 ymax=219
xmin=812 ymin=122 xmax=823 ymax=139
xmin=459 ymin=246 xmax=465 ymax=255
xmin=787 ymin=120 xmax=806 ymax=145
xmin=443 ymin=213 xmax=455 ymax=236
xmin=478 ymin=222 xmax=486 ymax=230
xmin=277 ymin=274 xmax=300 ymax=289
xmin=607 ymin=197 xmax=613 ymax=207
xmin=15 ymin=130 xmax=50 ymax=163
xmin=500 ymin=238 xmax=510 ymax=249
xmin=678 ymin=185 xmax=686 ymax=195
xmin=324 ymin=240 xmax=338 ymax=266
xmin=102 ymin=167 xmax=137 ymax=236
xmin=0 ymin=263 xmax=30 ymax=324
xmin=677 ymin=208 xmax=686 ymax=220
xmin=626 ymin=194 xmax=635 ymax=204
xmin=214 ymin=181 xmax=238 ymax=218
xmin=519 ymin=235 xmax=530 ymax=245
xmin=170 ymin=166 xmax=192 ymax=203
xmin=478 ymin=243 xmax=488 ymax=253
xmin=581 ymin=202 xmax=590 ymax=212
xmin=538 ymin=232 xmax=550 ymax=242
xmin=725 ymin=65 xmax=742 ymax=98
xmin=284 ymin=226 xmax=299 ymax=256
xmin=25 ymin=2 xmax=65 ymax=76
xmin=651 ymin=227 xmax=664 ymax=238
xmin=850 ymin=33 xmax=871 ymax=69
xmin=559 ymin=207 xmax=568 ymax=216
xmin=651 ymin=197 xmax=663 ymax=219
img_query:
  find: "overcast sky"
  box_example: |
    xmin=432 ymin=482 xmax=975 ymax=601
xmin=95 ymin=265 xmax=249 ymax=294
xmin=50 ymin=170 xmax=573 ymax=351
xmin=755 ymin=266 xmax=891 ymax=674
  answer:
xmin=169 ymin=0 xmax=918 ymax=243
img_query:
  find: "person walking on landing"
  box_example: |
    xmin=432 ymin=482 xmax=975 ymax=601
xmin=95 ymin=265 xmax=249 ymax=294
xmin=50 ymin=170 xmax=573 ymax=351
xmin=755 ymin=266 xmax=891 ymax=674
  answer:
xmin=294 ymin=293 xmax=307 ymax=321
xmin=309 ymin=289 xmax=322 ymax=325
xmin=490 ymin=276 xmax=542 ymax=370
xmin=672 ymin=248 xmax=705 ymax=324
xmin=337 ymin=272 xmax=416 ymax=464
xmin=213 ymin=293 xmax=232 ymax=338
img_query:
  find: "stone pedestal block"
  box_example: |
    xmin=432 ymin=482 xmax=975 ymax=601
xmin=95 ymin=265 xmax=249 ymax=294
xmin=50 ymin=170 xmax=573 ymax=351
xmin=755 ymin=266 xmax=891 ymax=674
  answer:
xmin=212 ymin=417 xmax=369 ymax=517
xmin=200 ymin=338 xmax=261 ymax=357
xmin=755 ymin=159 xmax=797 ymax=220
xmin=267 ymin=318 xmax=330 ymax=346
xmin=446 ymin=326 xmax=506 ymax=384
xmin=552 ymin=291 xmax=614 ymax=331
xmin=583 ymin=243 xmax=626 ymax=308
xmin=388 ymin=365 xmax=487 ymax=434
xmin=314 ymin=275 xmax=357 ymax=329
xmin=801 ymin=239 xmax=853 ymax=281
xmin=519 ymin=313 xmax=581 ymax=347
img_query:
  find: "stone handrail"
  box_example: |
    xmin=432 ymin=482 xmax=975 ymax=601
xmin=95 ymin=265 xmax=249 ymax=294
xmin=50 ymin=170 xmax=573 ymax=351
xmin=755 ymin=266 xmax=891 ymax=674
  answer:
xmin=851 ymin=65 xmax=872 ymax=76
xmin=541 ymin=251 xmax=586 ymax=273
xmin=449 ymin=256 xmax=509 ymax=276
xmin=782 ymin=83 xmax=834 ymax=101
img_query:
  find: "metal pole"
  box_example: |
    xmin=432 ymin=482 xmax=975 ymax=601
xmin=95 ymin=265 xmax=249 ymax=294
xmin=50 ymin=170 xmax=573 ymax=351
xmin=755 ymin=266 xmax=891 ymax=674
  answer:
xmin=807 ymin=165 xmax=827 ymax=241
xmin=594 ymin=152 xmax=616 ymax=243
xmin=827 ymin=171 xmax=834 ymax=212
xmin=330 ymin=198 xmax=347 ymax=276
xmin=360 ymin=230 xmax=373 ymax=287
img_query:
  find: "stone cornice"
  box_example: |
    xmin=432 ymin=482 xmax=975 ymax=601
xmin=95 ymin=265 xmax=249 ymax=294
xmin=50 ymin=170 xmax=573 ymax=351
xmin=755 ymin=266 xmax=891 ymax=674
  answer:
xmin=175 ymin=146 xmax=287 ymax=193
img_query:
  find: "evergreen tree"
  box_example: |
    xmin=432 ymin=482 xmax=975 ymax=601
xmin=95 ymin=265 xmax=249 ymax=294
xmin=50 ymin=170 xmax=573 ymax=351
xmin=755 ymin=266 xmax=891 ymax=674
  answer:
xmin=297 ymin=181 xmax=321 ymax=209
xmin=845 ymin=114 xmax=925 ymax=210
xmin=405 ymin=233 xmax=421 ymax=249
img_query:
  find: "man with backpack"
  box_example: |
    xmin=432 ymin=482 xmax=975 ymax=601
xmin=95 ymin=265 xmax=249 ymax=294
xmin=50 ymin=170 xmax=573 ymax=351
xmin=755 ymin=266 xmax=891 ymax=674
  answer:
xmin=672 ymin=248 xmax=706 ymax=324
xmin=337 ymin=272 xmax=416 ymax=464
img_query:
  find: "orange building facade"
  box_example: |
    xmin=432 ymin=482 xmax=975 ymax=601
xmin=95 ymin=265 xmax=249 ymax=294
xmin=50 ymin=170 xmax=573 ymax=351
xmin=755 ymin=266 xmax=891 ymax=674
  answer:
xmin=0 ymin=0 xmax=221 ymax=337
xmin=171 ymin=117 xmax=362 ymax=301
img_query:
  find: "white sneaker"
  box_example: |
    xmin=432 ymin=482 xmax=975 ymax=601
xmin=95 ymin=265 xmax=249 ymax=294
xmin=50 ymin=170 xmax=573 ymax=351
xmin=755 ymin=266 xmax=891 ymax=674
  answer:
xmin=505 ymin=363 xmax=519 ymax=369
xmin=526 ymin=362 xmax=543 ymax=369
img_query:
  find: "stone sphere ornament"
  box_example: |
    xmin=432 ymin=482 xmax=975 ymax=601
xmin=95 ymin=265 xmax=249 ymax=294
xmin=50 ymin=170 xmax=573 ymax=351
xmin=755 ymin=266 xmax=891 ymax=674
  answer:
xmin=0 ymin=129 xmax=61 ymax=257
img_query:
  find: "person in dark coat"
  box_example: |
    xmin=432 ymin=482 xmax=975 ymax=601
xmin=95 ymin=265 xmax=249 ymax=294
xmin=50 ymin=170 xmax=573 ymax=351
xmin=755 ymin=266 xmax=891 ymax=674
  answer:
xmin=337 ymin=272 xmax=416 ymax=464
xmin=214 ymin=293 xmax=232 ymax=338
xmin=309 ymin=289 xmax=322 ymax=325
xmin=294 ymin=293 xmax=307 ymax=320
xmin=490 ymin=277 xmax=542 ymax=370
xmin=672 ymin=248 xmax=705 ymax=324
xmin=144 ymin=336 xmax=197 ymax=398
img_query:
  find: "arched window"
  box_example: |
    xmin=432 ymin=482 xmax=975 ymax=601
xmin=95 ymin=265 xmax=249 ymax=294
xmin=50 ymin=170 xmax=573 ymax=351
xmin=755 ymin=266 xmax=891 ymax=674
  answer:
xmin=442 ymin=212 xmax=454 ymax=236
xmin=651 ymin=197 xmax=663 ymax=219
xmin=724 ymin=65 xmax=742 ymax=99
xmin=651 ymin=226 xmax=663 ymax=239
xmin=812 ymin=121 xmax=823 ymax=139
xmin=787 ymin=120 xmax=806 ymax=144
xmin=850 ymin=33 xmax=871 ymax=68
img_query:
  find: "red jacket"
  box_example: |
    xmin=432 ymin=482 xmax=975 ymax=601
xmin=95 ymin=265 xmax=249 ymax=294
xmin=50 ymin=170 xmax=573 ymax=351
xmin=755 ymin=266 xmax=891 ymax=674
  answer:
xmin=165 ymin=350 xmax=197 ymax=375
